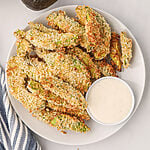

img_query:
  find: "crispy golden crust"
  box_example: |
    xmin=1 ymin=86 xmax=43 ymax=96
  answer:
xmin=27 ymin=79 xmax=90 ymax=120
xmin=35 ymin=49 xmax=91 ymax=93
xmin=46 ymin=102 xmax=90 ymax=121
xmin=14 ymin=29 xmax=26 ymax=39
xmin=46 ymin=10 xmax=85 ymax=36
xmin=26 ymin=28 xmax=80 ymax=50
xmin=46 ymin=10 xmax=91 ymax=52
xmin=67 ymin=47 xmax=100 ymax=79
xmin=14 ymin=29 xmax=34 ymax=59
xmin=75 ymin=6 xmax=87 ymax=25
xmin=28 ymin=21 xmax=55 ymax=32
xmin=120 ymin=32 xmax=132 ymax=69
xmin=110 ymin=32 xmax=122 ymax=71
xmin=82 ymin=6 xmax=101 ymax=48
xmin=76 ymin=6 xmax=99 ymax=52
xmin=6 ymin=56 xmax=45 ymax=113
xmin=17 ymin=57 xmax=87 ymax=111
xmin=32 ymin=109 xmax=90 ymax=133
xmin=7 ymin=56 xmax=90 ymax=132
xmin=14 ymin=28 xmax=80 ymax=51
xmin=96 ymin=59 xmax=117 ymax=77
xmin=13 ymin=35 xmax=88 ymax=107
xmin=76 ymin=5 xmax=111 ymax=59
xmin=28 ymin=22 xmax=62 ymax=34
xmin=16 ymin=38 xmax=33 ymax=57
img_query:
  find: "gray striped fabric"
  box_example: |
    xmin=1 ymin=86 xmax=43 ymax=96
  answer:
xmin=0 ymin=66 xmax=41 ymax=150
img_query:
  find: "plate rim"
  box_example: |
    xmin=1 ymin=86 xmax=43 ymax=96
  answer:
xmin=5 ymin=5 xmax=146 ymax=145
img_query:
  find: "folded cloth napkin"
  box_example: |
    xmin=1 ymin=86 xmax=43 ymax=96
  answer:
xmin=0 ymin=66 xmax=41 ymax=150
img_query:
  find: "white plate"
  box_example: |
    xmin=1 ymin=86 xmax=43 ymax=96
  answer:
xmin=6 ymin=5 xmax=145 ymax=145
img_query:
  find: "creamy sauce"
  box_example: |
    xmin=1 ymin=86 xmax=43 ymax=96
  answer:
xmin=87 ymin=78 xmax=133 ymax=124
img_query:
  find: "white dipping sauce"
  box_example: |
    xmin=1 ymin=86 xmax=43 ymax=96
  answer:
xmin=87 ymin=78 xmax=133 ymax=124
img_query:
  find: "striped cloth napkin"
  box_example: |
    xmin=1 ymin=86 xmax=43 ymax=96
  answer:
xmin=0 ymin=66 xmax=41 ymax=150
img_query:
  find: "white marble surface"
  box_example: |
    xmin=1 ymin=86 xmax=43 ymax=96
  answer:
xmin=0 ymin=0 xmax=150 ymax=149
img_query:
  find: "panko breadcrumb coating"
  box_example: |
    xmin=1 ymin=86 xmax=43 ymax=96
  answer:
xmin=96 ymin=59 xmax=117 ymax=77
xmin=27 ymin=79 xmax=90 ymax=120
xmin=83 ymin=7 xmax=101 ymax=48
xmin=76 ymin=5 xmax=111 ymax=60
xmin=16 ymin=38 xmax=33 ymax=57
xmin=7 ymin=56 xmax=90 ymax=132
xmin=6 ymin=56 xmax=45 ymax=113
xmin=110 ymin=32 xmax=122 ymax=71
xmin=46 ymin=10 xmax=91 ymax=51
xmin=35 ymin=48 xmax=91 ymax=93
xmin=15 ymin=28 xmax=80 ymax=50
xmin=46 ymin=10 xmax=85 ymax=36
xmin=33 ymin=108 xmax=90 ymax=133
xmin=67 ymin=47 xmax=100 ymax=79
xmin=120 ymin=32 xmax=132 ymax=69
xmin=26 ymin=28 xmax=80 ymax=50
xmin=17 ymin=57 xmax=87 ymax=111
xmin=28 ymin=22 xmax=61 ymax=34
xmin=14 ymin=31 xmax=89 ymax=116
xmin=14 ymin=29 xmax=26 ymax=39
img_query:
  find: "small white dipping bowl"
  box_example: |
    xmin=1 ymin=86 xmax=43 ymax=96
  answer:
xmin=86 ymin=76 xmax=135 ymax=126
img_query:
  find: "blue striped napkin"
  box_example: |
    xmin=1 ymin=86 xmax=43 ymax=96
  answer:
xmin=0 ymin=66 xmax=41 ymax=150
